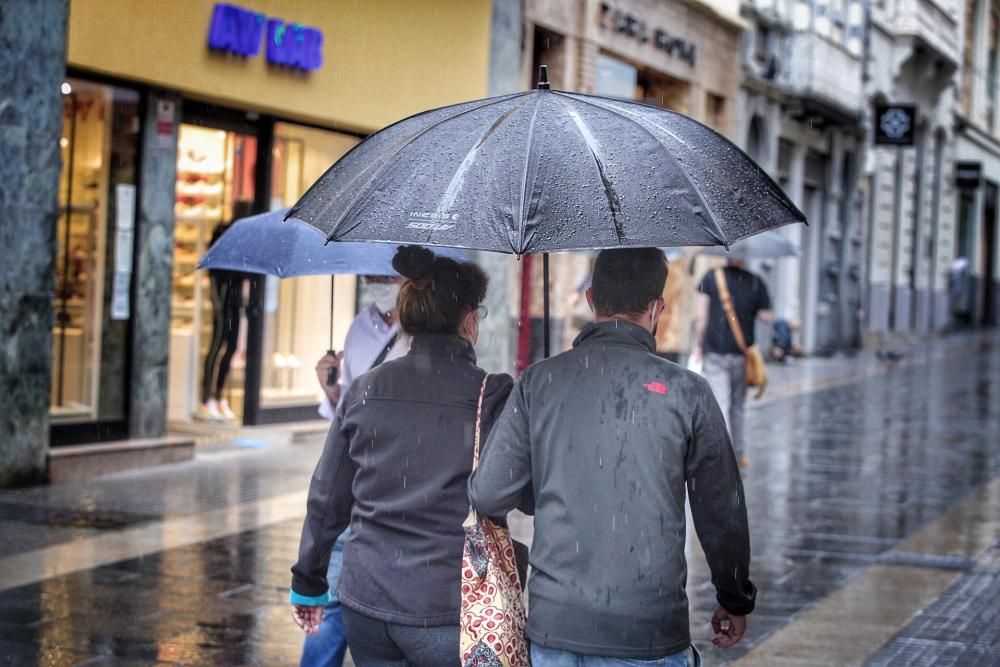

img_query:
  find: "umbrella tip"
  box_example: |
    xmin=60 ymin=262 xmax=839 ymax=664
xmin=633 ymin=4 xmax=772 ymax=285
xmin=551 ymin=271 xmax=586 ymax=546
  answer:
xmin=537 ymin=65 xmax=550 ymax=90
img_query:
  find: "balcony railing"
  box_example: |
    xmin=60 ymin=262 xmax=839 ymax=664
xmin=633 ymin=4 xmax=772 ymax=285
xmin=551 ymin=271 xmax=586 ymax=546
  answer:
xmin=781 ymin=32 xmax=864 ymax=116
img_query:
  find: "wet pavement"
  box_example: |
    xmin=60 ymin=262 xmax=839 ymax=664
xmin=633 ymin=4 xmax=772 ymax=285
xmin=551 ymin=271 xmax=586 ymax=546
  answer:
xmin=0 ymin=332 xmax=998 ymax=666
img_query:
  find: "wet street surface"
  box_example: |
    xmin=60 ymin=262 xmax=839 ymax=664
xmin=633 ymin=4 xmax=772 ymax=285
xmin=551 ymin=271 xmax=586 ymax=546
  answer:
xmin=0 ymin=333 xmax=998 ymax=666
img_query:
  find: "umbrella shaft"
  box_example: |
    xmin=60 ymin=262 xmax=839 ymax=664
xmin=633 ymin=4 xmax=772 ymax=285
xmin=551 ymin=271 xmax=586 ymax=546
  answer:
xmin=543 ymin=253 xmax=550 ymax=359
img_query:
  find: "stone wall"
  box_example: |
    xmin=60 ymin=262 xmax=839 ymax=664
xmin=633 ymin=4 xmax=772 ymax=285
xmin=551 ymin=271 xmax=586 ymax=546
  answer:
xmin=129 ymin=93 xmax=180 ymax=438
xmin=0 ymin=0 xmax=68 ymax=486
xmin=0 ymin=0 xmax=68 ymax=485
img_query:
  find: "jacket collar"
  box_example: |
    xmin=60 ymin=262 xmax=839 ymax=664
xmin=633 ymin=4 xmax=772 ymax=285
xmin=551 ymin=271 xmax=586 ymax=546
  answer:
xmin=409 ymin=333 xmax=478 ymax=363
xmin=573 ymin=320 xmax=656 ymax=353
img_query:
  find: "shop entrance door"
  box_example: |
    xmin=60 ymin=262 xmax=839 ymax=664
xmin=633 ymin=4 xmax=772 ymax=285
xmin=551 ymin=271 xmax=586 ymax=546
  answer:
xmin=50 ymin=78 xmax=141 ymax=446
xmin=982 ymin=183 xmax=998 ymax=326
xmin=168 ymin=116 xmax=257 ymax=425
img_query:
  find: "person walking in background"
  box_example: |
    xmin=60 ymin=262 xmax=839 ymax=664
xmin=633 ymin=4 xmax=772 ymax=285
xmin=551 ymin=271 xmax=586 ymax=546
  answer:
xmin=692 ymin=259 xmax=773 ymax=468
xmin=291 ymin=246 xmax=513 ymax=667
xmin=316 ymin=275 xmax=407 ymax=419
xmin=470 ymin=248 xmax=756 ymax=666
xmin=304 ymin=274 xmax=407 ymax=667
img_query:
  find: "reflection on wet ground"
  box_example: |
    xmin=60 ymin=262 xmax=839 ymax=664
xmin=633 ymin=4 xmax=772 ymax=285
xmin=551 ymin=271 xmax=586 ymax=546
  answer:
xmin=692 ymin=337 xmax=1000 ymax=664
xmin=0 ymin=335 xmax=997 ymax=666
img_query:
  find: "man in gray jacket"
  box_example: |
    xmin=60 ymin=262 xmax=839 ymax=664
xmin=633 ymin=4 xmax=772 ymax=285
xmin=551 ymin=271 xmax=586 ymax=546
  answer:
xmin=470 ymin=248 xmax=755 ymax=665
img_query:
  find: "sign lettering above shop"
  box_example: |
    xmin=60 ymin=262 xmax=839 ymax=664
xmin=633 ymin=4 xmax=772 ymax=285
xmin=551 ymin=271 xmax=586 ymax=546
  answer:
xmin=598 ymin=1 xmax=697 ymax=67
xmin=208 ymin=3 xmax=323 ymax=72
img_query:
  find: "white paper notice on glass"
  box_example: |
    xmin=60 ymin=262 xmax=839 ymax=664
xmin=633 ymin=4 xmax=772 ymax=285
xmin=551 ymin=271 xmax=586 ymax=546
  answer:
xmin=115 ymin=184 xmax=135 ymax=231
xmin=115 ymin=230 xmax=134 ymax=274
xmin=111 ymin=271 xmax=131 ymax=320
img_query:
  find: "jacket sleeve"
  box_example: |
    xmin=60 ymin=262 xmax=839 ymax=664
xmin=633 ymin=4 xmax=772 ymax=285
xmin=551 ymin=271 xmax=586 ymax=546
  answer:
xmin=686 ymin=377 xmax=757 ymax=616
xmin=469 ymin=376 xmax=533 ymax=517
xmin=290 ymin=395 xmax=357 ymax=604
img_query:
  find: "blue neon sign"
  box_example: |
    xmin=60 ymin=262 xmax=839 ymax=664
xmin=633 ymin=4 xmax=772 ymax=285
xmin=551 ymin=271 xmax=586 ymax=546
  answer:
xmin=208 ymin=3 xmax=323 ymax=72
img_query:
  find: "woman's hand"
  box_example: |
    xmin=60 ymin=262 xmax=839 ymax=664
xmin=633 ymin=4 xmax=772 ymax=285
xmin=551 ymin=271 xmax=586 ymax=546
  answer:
xmin=291 ymin=604 xmax=325 ymax=635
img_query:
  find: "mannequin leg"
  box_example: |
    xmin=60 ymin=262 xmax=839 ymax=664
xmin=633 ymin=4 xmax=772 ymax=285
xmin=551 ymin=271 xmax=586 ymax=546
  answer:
xmin=213 ymin=287 xmax=242 ymax=400
xmin=201 ymin=277 xmax=228 ymax=404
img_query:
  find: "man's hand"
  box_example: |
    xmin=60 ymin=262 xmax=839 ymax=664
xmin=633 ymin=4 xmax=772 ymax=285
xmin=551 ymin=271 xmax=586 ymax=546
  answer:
xmin=315 ymin=352 xmax=343 ymax=404
xmin=711 ymin=606 xmax=747 ymax=648
xmin=292 ymin=604 xmax=324 ymax=635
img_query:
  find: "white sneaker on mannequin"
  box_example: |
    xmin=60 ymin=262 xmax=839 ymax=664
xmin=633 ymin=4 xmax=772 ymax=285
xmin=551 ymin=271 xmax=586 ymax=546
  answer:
xmin=218 ymin=399 xmax=237 ymax=421
xmin=194 ymin=400 xmax=224 ymax=422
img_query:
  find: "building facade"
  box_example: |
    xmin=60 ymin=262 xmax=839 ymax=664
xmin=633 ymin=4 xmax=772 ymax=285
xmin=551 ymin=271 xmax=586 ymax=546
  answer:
xmin=954 ymin=0 xmax=1000 ymax=327
xmin=737 ymin=0 xmax=869 ymax=354
xmin=865 ymin=0 xmax=961 ymax=338
xmin=1 ymin=0 xmax=497 ymax=485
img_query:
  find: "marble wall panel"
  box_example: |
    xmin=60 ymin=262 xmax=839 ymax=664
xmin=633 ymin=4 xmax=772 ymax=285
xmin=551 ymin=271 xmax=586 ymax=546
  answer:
xmin=128 ymin=92 xmax=180 ymax=439
xmin=0 ymin=0 xmax=67 ymax=485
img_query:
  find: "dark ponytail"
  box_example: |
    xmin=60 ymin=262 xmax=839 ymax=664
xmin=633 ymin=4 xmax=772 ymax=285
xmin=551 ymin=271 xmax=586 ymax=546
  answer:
xmin=392 ymin=246 xmax=488 ymax=336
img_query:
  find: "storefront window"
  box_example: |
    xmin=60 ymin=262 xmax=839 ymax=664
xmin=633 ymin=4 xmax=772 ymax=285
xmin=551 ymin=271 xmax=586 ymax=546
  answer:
xmin=168 ymin=124 xmax=256 ymax=422
xmin=51 ymin=79 xmax=140 ymax=424
xmin=596 ymin=54 xmax=638 ymax=99
xmin=261 ymin=122 xmax=361 ymax=408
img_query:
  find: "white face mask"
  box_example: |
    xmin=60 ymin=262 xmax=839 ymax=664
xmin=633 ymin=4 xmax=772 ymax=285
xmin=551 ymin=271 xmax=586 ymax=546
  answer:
xmin=370 ymin=283 xmax=400 ymax=314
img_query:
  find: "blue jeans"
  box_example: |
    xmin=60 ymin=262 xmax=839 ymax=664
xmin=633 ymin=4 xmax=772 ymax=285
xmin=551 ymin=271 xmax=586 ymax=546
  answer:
xmin=530 ymin=643 xmax=701 ymax=667
xmin=300 ymin=530 xmax=349 ymax=667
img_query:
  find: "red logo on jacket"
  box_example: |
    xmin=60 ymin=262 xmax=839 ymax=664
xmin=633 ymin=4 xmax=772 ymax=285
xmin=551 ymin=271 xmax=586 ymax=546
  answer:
xmin=644 ymin=381 xmax=668 ymax=395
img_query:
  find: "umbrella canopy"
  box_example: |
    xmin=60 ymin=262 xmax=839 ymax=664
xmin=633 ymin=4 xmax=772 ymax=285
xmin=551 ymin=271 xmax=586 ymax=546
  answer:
xmin=698 ymin=229 xmax=800 ymax=259
xmin=287 ymin=73 xmax=805 ymax=255
xmin=198 ymin=208 xmax=466 ymax=277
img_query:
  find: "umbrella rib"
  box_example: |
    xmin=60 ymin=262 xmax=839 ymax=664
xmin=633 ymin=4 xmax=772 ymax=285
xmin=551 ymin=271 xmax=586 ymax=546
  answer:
xmin=555 ymin=92 xmax=730 ymax=247
xmin=515 ymin=100 xmax=543 ymax=254
xmin=438 ymin=98 xmax=532 ymax=254
xmin=324 ymin=92 xmax=534 ymax=242
xmin=551 ymin=96 xmax=626 ymax=244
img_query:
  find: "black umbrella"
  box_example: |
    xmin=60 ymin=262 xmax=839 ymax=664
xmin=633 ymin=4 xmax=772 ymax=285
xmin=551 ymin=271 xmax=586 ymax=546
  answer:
xmin=288 ymin=67 xmax=805 ymax=354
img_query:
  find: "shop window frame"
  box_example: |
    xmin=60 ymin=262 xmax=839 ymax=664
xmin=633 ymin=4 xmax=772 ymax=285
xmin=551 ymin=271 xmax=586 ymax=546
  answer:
xmin=50 ymin=69 xmax=147 ymax=446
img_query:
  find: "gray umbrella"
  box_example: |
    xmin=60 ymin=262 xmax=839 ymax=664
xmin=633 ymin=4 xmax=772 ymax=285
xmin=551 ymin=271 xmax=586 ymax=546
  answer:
xmin=288 ymin=69 xmax=805 ymax=255
xmin=288 ymin=67 xmax=806 ymax=355
xmin=698 ymin=229 xmax=800 ymax=259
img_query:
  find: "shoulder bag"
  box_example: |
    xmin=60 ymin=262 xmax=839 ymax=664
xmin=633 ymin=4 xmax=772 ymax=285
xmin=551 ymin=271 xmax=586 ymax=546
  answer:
xmin=714 ymin=267 xmax=767 ymax=398
xmin=459 ymin=375 xmax=529 ymax=667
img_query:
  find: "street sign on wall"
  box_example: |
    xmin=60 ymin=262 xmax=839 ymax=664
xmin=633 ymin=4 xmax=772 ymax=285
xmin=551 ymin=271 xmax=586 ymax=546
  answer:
xmin=955 ymin=161 xmax=982 ymax=189
xmin=874 ymin=104 xmax=917 ymax=146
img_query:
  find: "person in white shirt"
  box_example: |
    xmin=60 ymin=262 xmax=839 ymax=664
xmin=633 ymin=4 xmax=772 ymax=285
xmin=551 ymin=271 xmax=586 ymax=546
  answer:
xmin=316 ymin=279 xmax=410 ymax=418
xmin=303 ymin=275 xmax=406 ymax=667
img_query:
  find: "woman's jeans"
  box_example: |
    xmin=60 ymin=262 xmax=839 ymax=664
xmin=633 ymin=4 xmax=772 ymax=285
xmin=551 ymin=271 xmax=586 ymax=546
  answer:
xmin=530 ymin=643 xmax=701 ymax=666
xmin=300 ymin=531 xmax=348 ymax=667
xmin=341 ymin=607 xmax=460 ymax=667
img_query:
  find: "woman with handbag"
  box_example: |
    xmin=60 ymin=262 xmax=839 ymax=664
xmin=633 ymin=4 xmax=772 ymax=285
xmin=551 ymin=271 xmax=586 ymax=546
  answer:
xmin=289 ymin=245 xmax=514 ymax=667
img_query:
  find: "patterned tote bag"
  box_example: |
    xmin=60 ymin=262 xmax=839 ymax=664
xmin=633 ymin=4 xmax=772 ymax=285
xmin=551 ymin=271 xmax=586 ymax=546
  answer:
xmin=459 ymin=375 xmax=529 ymax=667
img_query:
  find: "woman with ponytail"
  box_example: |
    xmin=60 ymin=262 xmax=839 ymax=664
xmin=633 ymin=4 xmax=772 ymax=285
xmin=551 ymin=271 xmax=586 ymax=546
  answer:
xmin=290 ymin=246 xmax=514 ymax=667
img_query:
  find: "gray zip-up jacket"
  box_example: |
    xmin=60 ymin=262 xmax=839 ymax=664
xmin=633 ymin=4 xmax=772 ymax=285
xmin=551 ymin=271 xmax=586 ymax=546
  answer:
xmin=469 ymin=320 xmax=756 ymax=658
xmin=291 ymin=334 xmax=513 ymax=625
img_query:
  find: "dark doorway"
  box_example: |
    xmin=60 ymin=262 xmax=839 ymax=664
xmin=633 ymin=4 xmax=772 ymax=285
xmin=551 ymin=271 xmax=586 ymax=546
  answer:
xmin=984 ymin=184 xmax=998 ymax=326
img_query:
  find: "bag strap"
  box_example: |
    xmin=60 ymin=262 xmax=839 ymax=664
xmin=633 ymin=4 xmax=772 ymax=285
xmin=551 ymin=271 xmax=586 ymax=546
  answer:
xmin=714 ymin=268 xmax=749 ymax=353
xmin=369 ymin=333 xmax=399 ymax=372
xmin=471 ymin=374 xmax=489 ymax=471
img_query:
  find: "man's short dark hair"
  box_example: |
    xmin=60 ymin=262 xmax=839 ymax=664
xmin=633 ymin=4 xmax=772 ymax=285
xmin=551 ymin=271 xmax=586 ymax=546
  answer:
xmin=591 ymin=248 xmax=668 ymax=317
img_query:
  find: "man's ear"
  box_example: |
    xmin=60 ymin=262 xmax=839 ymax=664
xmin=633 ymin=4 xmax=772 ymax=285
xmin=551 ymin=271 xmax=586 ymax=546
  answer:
xmin=585 ymin=288 xmax=595 ymax=313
